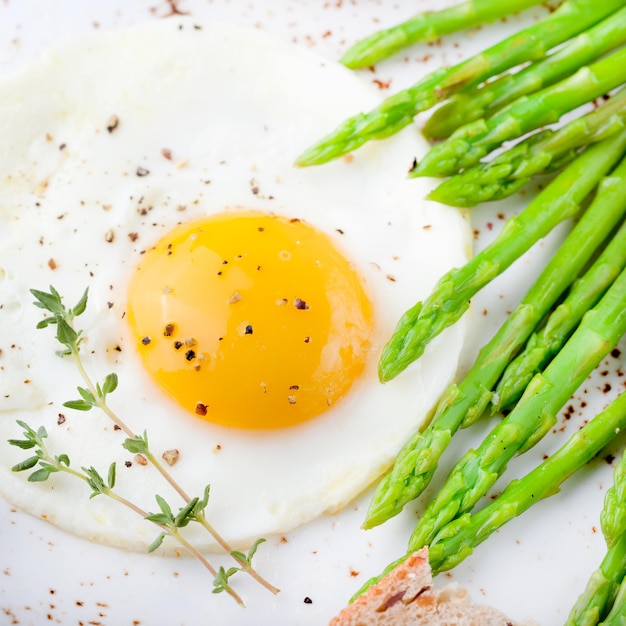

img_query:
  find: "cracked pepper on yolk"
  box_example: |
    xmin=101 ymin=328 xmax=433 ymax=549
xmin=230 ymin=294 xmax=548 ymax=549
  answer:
xmin=126 ymin=210 xmax=375 ymax=429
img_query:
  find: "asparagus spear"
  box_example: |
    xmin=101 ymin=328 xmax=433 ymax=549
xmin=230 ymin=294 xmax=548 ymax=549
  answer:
xmin=494 ymin=219 xmax=626 ymax=412
xmin=408 ymin=264 xmax=626 ymax=552
xmin=363 ymin=154 xmax=626 ymax=529
xmin=295 ymin=0 xmax=623 ymax=167
xmin=602 ymin=446 xmax=626 ymax=552
xmin=378 ymin=130 xmax=626 ymax=383
xmin=423 ymin=6 xmax=626 ymax=139
xmin=411 ymin=46 xmax=626 ymax=178
xmin=566 ymin=445 xmax=626 ymax=625
xmin=340 ymin=0 xmax=546 ymax=70
xmin=599 ymin=577 xmax=626 ymax=626
xmin=429 ymin=87 xmax=626 ymax=207
xmin=424 ymin=392 xmax=626 ymax=574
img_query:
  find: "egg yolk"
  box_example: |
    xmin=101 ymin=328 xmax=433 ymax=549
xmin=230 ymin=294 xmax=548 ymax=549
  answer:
xmin=126 ymin=211 xmax=375 ymax=429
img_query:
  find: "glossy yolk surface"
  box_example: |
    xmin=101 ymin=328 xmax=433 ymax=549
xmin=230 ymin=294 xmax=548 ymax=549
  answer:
xmin=126 ymin=211 xmax=375 ymax=429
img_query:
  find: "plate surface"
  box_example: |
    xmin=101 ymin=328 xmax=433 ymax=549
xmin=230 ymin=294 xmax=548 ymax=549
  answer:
xmin=1 ymin=2 xmax=624 ymax=625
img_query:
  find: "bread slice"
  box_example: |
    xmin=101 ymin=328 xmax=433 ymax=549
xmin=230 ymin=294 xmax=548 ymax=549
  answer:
xmin=329 ymin=547 xmax=527 ymax=626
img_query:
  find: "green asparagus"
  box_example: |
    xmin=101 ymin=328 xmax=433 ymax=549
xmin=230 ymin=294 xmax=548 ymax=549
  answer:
xmin=363 ymin=153 xmax=626 ymax=529
xmin=423 ymin=7 xmax=626 ymax=139
xmin=378 ymin=130 xmax=626 ymax=383
xmin=425 ymin=392 xmax=626 ymax=574
xmin=494 ymin=219 xmax=626 ymax=411
xmin=602 ymin=448 xmax=626 ymax=551
xmin=408 ymin=264 xmax=626 ymax=552
xmin=429 ymin=86 xmax=626 ymax=207
xmin=565 ymin=445 xmax=626 ymax=625
xmin=599 ymin=578 xmax=626 ymax=625
xmin=340 ymin=0 xmax=546 ymax=70
xmin=411 ymin=46 xmax=626 ymax=178
xmin=295 ymin=0 xmax=623 ymax=167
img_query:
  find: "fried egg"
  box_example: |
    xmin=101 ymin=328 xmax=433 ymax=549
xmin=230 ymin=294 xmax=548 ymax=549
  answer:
xmin=0 ymin=19 xmax=469 ymax=553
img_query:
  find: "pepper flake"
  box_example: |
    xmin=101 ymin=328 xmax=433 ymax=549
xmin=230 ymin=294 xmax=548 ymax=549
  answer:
xmin=162 ymin=449 xmax=180 ymax=467
xmin=106 ymin=115 xmax=119 ymax=133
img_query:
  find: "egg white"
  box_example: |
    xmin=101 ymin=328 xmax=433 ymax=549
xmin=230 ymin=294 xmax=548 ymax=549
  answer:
xmin=0 ymin=19 xmax=470 ymax=553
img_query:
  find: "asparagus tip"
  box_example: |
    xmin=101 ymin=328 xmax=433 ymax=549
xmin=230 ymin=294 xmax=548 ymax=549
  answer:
xmin=427 ymin=185 xmax=475 ymax=208
xmin=293 ymin=147 xmax=322 ymax=167
xmin=339 ymin=48 xmax=366 ymax=70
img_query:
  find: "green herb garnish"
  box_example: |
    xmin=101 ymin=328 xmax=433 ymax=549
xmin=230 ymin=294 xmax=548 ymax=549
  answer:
xmin=9 ymin=286 xmax=279 ymax=605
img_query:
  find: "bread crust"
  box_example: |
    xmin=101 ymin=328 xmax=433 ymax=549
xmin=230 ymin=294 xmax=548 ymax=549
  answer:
xmin=329 ymin=547 xmax=522 ymax=626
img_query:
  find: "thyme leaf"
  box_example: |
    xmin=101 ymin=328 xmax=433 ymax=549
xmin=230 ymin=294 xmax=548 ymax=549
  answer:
xmin=175 ymin=497 xmax=199 ymax=528
xmin=191 ymin=484 xmax=211 ymax=520
xmin=122 ymin=431 xmax=150 ymax=455
xmin=102 ymin=373 xmax=118 ymax=396
xmin=63 ymin=399 xmax=93 ymax=411
xmin=213 ymin=566 xmax=241 ymax=595
xmin=148 ymin=532 xmax=167 ymax=554
xmin=29 ymin=466 xmax=56 ymax=482
xmin=11 ymin=455 xmax=39 ymax=472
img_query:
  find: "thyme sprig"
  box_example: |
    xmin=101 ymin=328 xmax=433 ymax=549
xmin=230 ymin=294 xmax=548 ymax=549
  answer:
xmin=9 ymin=421 xmax=245 ymax=605
xmin=18 ymin=286 xmax=279 ymax=600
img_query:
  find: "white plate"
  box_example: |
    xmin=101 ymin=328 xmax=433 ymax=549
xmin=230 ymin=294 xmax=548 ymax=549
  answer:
xmin=1 ymin=2 xmax=624 ymax=625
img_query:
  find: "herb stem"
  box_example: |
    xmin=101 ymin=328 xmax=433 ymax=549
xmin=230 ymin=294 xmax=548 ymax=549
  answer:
xmin=26 ymin=435 xmax=244 ymax=606
xmin=70 ymin=349 xmax=134 ymax=437
xmin=171 ymin=529 xmax=245 ymax=607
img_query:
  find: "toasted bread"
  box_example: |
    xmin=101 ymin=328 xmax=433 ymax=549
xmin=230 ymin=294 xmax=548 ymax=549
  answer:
xmin=329 ymin=547 xmax=527 ymax=626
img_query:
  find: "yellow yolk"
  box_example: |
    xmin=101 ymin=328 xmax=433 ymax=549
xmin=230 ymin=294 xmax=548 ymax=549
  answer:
xmin=126 ymin=211 xmax=375 ymax=429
